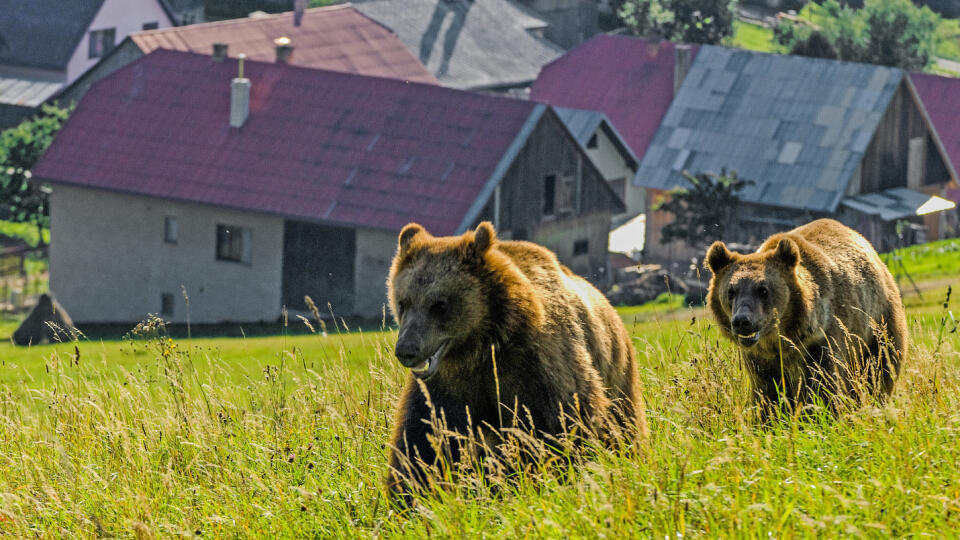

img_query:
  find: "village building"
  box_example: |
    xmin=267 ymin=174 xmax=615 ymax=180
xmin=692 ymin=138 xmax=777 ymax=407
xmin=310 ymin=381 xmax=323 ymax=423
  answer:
xmin=531 ymin=35 xmax=699 ymax=218
xmin=352 ymin=0 xmax=564 ymax=92
xmin=635 ymin=46 xmax=958 ymax=265
xmin=33 ymin=50 xmax=623 ymax=324
xmin=512 ymin=0 xmax=600 ymax=48
xmin=58 ymin=4 xmax=438 ymax=107
xmin=0 ymin=0 xmax=175 ymax=129
xmin=911 ymin=72 xmax=960 ymax=235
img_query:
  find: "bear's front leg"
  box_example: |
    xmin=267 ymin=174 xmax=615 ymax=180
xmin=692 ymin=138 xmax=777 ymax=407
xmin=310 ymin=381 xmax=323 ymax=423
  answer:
xmin=385 ymin=378 xmax=438 ymax=503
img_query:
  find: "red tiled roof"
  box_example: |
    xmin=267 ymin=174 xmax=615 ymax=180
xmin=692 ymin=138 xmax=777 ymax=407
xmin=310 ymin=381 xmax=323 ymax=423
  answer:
xmin=530 ymin=35 xmax=697 ymax=158
xmin=130 ymin=4 xmax=438 ymax=84
xmin=34 ymin=50 xmax=538 ymax=235
xmin=911 ymin=72 xmax=960 ymax=183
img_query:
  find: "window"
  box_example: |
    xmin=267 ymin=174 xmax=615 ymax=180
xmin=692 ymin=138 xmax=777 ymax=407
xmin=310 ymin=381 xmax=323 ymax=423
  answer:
xmin=543 ymin=174 xmax=556 ymax=216
xmin=142 ymin=22 xmax=159 ymax=30
xmin=573 ymin=239 xmax=589 ymax=256
xmin=216 ymin=224 xmax=252 ymax=263
xmin=587 ymin=133 xmax=598 ymax=149
xmin=161 ymin=293 xmax=174 ymax=316
xmin=164 ymin=216 xmax=178 ymax=244
xmin=88 ymin=28 xmax=116 ymax=58
xmin=556 ymin=174 xmax=577 ymax=214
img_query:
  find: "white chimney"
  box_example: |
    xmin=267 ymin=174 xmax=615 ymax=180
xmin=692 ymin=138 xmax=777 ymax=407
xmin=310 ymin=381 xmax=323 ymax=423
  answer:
xmin=230 ymin=54 xmax=250 ymax=128
xmin=274 ymin=37 xmax=294 ymax=64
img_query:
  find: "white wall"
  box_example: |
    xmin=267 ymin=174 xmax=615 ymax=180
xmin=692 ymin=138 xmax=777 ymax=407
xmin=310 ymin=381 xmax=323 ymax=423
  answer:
xmin=353 ymin=228 xmax=397 ymax=321
xmin=50 ymin=186 xmax=284 ymax=324
xmin=585 ymin=127 xmax=644 ymax=219
xmin=65 ymin=0 xmax=173 ymax=83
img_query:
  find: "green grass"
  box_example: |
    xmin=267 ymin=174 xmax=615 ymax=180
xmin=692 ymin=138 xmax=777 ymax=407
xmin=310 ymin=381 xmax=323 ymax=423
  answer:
xmin=0 ymin=243 xmax=957 ymax=536
xmin=729 ymin=19 xmax=777 ymax=53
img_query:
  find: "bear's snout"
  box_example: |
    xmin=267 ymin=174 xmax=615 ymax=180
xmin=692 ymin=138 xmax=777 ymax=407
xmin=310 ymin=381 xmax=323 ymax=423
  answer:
xmin=395 ymin=330 xmax=424 ymax=367
xmin=732 ymin=313 xmax=758 ymax=336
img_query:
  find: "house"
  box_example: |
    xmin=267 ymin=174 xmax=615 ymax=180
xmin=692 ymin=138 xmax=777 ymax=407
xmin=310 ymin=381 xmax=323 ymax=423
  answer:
xmin=911 ymin=72 xmax=960 ymax=236
xmin=162 ymin=0 xmax=206 ymax=25
xmin=32 ymin=50 xmax=623 ymax=324
xmin=512 ymin=0 xmax=600 ymax=48
xmin=635 ymin=46 xmax=958 ymax=265
xmin=58 ymin=4 xmax=438 ymax=107
xmin=531 ymin=35 xmax=699 ymax=218
xmin=0 ymin=0 xmax=175 ymax=128
xmin=554 ymin=107 xmax=640 ymax=225
xmin=352 ymin=0 xmax=563 ymax=91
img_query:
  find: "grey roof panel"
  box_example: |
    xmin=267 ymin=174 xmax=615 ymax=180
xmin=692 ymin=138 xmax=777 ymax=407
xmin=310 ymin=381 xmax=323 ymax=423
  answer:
xmin=352 ymin=0 xmax=561 ymax=90
xmin=0 ymin=76 xmax=63 ymax=107
xmin=0 ymin=0 xmax=105 ymax=70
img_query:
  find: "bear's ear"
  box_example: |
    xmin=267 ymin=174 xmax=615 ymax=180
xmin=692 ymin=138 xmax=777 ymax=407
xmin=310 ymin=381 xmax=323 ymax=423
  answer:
xmin=774 ymin=237 xmax=800 ymax=268
xmin=706 ymin=241 xmax=736 ymax=274
xmin=398 ymin=223 xmax=427 ymax=253
xmin=469 ymin=221 xmax=496 ymax=258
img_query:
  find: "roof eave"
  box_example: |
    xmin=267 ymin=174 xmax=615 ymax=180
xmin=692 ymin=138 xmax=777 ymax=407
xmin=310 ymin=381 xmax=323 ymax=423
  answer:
xmin=905 ymin=73 xmax=960 ymax=182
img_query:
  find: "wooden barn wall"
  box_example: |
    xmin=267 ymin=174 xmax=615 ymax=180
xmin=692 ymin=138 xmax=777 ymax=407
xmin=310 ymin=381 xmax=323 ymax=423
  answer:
xmin=474 ymin=112 xmax=618 ymax=284
xmin=860 ymin=81 xmax=951 ymax=193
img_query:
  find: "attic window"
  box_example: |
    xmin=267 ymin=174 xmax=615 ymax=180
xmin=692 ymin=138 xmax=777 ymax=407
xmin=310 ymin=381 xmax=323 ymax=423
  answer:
xmin=587 ymin=133 xmax=598 ymax=149
xmin=142 ymin=22 xmax=159 ymax=30
xmin=543 ymin=174 xmax=556 ymax=216
xmin=573 ymin=239 xmax=589 ymax=256
xmin=88 ymin=28 xmax=116 ymax=58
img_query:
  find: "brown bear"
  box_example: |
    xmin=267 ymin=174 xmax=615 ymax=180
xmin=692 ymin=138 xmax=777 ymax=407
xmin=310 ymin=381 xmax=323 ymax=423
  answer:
xmin=385 ymin=221 xmax=648 ymax=497
xmin=706 ymin=219 xmax=907 ymax=416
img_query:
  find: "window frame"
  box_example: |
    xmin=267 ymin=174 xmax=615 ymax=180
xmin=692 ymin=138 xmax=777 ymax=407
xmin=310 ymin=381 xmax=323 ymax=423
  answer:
xmin=573 ymin=239 xmax=589 ymax=257
xmin=88 ymin=28 xmax=116 ymax=58
xmin=215 ymin=224 xmax=252 ymax=264
xmin=164 ymin=216 xmax=178 ymax=244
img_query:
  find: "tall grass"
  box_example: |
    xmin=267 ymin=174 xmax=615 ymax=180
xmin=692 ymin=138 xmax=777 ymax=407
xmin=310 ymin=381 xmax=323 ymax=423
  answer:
xmin=0 ymin=290 xmax=957 ymax=536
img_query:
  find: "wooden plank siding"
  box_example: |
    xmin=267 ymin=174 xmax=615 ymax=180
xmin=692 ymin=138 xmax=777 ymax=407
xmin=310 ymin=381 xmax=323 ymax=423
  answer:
xmin=474 ymin=111 xmax=623 ymax=284
xmin=858 ymin=81 xmax=951 ymax=194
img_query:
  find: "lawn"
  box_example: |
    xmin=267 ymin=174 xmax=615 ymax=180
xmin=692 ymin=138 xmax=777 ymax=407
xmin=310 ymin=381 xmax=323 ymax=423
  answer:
xmin=0 ymin=240 xmax=957 ymax=537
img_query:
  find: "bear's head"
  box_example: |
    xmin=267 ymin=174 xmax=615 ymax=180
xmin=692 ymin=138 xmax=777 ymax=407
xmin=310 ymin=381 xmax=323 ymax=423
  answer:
xmin=387 ymin=221 xmax=543 ymax=381
xmin=705 ymin=238 xmax=803 ymax=349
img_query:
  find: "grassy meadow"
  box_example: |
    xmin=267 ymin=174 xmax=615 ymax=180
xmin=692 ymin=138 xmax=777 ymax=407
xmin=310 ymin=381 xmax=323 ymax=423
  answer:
xmin=0 ymin=239 xmax=958 ymax=537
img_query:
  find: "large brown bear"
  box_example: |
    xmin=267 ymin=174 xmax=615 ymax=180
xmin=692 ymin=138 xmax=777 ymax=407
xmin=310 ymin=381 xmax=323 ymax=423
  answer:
xmin=706 ymin=219 xmax=907 ymax=416
xmin=385 ymin=221 xmax=647 ymax=497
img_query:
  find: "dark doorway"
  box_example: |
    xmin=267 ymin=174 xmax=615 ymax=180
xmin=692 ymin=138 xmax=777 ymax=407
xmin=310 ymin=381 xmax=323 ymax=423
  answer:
xmin=282 ymin=221 xmax=356 ymax=315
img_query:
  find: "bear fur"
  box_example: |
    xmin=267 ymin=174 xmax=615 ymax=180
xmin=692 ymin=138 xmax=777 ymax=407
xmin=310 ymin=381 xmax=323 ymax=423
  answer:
xmin=706 ymin=219 xmax=907 ymax=415
xmin=12 ymin=293 xmax=77 ymax=346
xmin=385 ymin=221 xmax=648 ymax=496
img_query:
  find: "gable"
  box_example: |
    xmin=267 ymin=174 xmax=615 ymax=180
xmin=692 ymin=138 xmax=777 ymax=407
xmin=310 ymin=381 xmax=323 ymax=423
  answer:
xmin=0 ymin=0 xmax=105 ymax=71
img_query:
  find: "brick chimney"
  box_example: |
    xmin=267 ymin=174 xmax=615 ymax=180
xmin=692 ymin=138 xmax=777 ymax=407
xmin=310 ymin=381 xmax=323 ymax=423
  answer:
xmin=212 ymin=42 xmax=228 ymax=62
xmin=230 ymin=54 xmax=250 ymax=128
xmin=274 ymin=37 xmax=294 ymax=64
xmin=674 ymin=44 xmax=692 ymax=95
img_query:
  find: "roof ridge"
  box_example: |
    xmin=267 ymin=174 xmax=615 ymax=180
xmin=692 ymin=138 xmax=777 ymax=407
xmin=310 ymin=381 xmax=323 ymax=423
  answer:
xmin=134 ymin=3 xmax=351 ymax=37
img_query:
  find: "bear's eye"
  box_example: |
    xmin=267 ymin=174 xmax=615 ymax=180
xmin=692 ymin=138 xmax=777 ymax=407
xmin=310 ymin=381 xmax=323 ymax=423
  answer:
xmin=727 ymin=287 xmax=736 ymax=300
xmin=398 ymin=300 xmax=410 ymax=316
xmin=430 ymin=299 xmax=449 ymax=316
xmin=757 ymin=286 xmax=769 ymax=299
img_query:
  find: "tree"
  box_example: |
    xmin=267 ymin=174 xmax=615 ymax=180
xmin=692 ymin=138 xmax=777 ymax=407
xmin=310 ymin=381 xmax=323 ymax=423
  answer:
xmin=655 ymin=169 xmax=752 ymax=249
xmin=0 ymin=104 xmax=70 ymax=244
xmin=775 ymin=0 xmax=939 ymax=70
xmin=618 ymin=0 xmax=738 ymax=45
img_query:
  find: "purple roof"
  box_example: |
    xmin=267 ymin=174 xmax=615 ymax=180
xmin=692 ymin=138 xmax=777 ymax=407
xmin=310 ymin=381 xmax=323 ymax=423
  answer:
xmin=911 ymin=72 xmax=960 ymax=190
xmin=34 ymin=50 xmax=539 ymax=235
xmin=530 ymin=35 xmax=698 ymax=158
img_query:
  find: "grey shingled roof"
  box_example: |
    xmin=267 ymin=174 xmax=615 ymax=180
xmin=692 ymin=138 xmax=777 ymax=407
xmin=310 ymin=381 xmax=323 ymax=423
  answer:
xmin=0 ymin=0 xmax=106 ymax=71
xmin=555 ymin=106 xmax=640 ymax=168
xmin=634 ymin=46 xmax=903 ymax=213
xmin=352 ymin=0 xmax=563 ymax=90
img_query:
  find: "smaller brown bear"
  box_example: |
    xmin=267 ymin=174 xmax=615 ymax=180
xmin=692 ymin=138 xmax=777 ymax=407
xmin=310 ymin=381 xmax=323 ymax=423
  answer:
xmin=386 ymin=221 xmax=647 ymax=499
xmin=706 ymin=219 xmax=907 ymax=416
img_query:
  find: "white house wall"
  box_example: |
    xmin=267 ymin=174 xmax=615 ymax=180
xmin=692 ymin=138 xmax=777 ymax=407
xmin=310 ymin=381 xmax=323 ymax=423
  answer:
xmin=353 ymin=228 xmax=398 ymax=321
xmin=49 ymin=186 xmax=284 ymax=324
xmin=587 ymin=128 xmax=644 ymax=219
xmin=65 ymin=0 xmax=173 ymax=84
